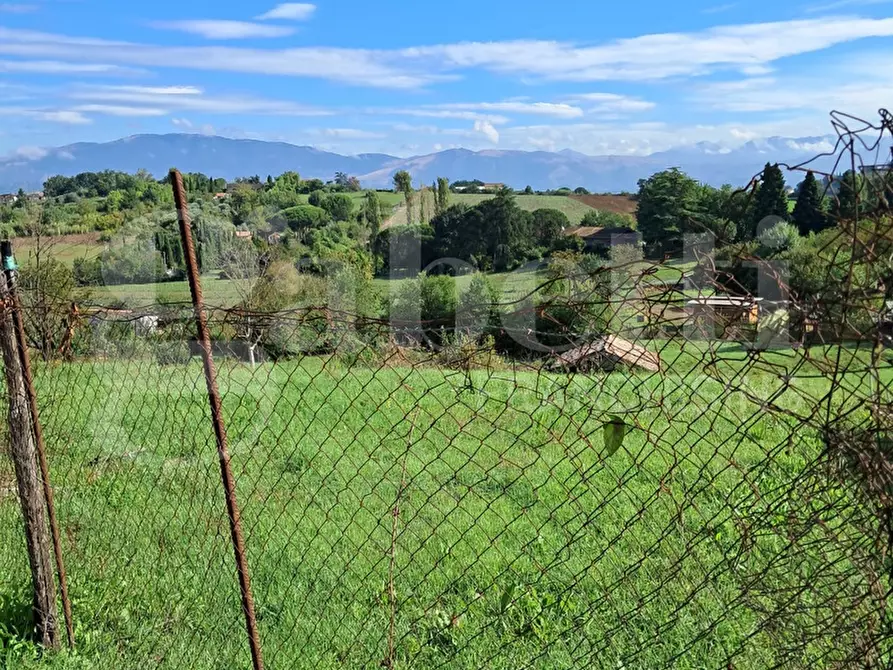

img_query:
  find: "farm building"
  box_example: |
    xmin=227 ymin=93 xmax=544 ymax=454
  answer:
xmin=568 ymin=226 xmax=641 ymax=253
xmin=686 ymin=296 xmax=763 ymax=338
xmin=234 ymin=230 xmax=253 ymax=240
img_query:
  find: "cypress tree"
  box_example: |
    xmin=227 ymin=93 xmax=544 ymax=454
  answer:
xmin=792 ymin=171 xmax=827 ymax=234
xmin=835 ymin=170 xmax=866 ymax=221
xmin=750 ymin=163 xmax=790 ymax=237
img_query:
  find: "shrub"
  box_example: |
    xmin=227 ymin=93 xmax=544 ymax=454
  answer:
xmin=321 ymin=193 xmax=354 ymax=222
xmin=151 ymin=337 xmax=192 ymax=366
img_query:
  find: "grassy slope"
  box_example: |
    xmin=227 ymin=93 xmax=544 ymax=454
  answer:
xmin=384 ymin=195 xmax=599 ymax=230
xmin=13 ymin=234 xmax=105 ymax=268
xmin=89 ymin=276 xmax=245 ymax=308
xmin=452 ymin=194 xmax=596 ymax=224
xmin=1 ymin=342 xmax=885 ymax=669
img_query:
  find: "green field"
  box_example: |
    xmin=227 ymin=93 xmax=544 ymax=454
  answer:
xmin=296 ymin=191 xmax=405 ymax=211
xmin=1 ymin=339 xmax=886 ymax=669
xmin=450 ymin=194 xmax=599 ymax=225
xmin=89 ymin=276 xmax=245 ymax=307
xmin=385 ymin=194 xmax=600 ymax=229
xmin=13 ymin=234 xmax=105 ymax=268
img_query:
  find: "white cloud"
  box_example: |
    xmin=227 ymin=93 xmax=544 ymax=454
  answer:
xmin=0 ymin=27 xmax=441 ymax=88
xmin=483 ymin=116 xmax=836 ymax=156
xmin=318 ymin=128 xmax=387 ymax=139
xmin=693 ymin=64 xmax=893 ymax=115
xmin=0 ymin=60 xmax=146 ymax=75
xmin=474 ymin=120 xmax=499 ymax=144
xmin=199 ymin=123 xmax=215 ymax=135
xmin=0 ymin=106 xmax=91 ymax=124
xmin=431 ymin=101 xmax=584 ymax=119
xmin=785 ymin=139 xmax=835 ymax=153
xmin=703 ymin=2 xmax=738 ymax=13
xmin=2 ymin=16 xmax=893 ymax=88
xmin=807 ymin=0 xmax=893 ymax=12
xmin=0 ymin=4 xmax=36 ymax=13
xmin=150 ymin=20 xmax=295 ymax=40
xmin=256 ymin=3 xmax=316 ymax=20
xmin=389 ymin=108 xmax=511 ymax=124
xmin=563 ymin=93 xmax=655 ymax=113
xmin=398 ymin=16 xmax=893 ymax=81
xmin=12 ymin=145 xmax=47 ymax=160
xmin=72 ymin=104 xmax=168 ymax=117
xmin=88 ymin=85 xmax=204 ymax=96
xmin=69 ymin=85 xmax=332 ymax=116
xmin=171 ymin=117 xmax=193 ymax=128
xmin=35 ymin=110 xmax=91 ymax=124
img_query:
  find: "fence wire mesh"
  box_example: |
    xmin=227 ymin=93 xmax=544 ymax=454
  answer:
xmin=1 ymin=112 xmax=892 ymax=669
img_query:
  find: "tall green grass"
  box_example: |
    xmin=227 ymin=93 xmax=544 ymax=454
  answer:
xmin=0 ymin=341 xmax=887 ymax=669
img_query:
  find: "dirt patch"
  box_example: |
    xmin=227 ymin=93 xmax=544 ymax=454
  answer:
xmin=381 ymin=203 xmax=406 ymax=230
xmin=569 ymin=194 xmax=638 ymax=216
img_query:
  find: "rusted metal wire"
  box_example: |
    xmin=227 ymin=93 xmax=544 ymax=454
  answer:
xmin=169 ymin=169 xmax=265 ymax=670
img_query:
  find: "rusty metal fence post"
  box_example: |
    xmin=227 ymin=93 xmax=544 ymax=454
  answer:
xmin=1 ymin=240 xmax=75 ymax=648
xmin=169 ymin=170 xmax=265 ymax=670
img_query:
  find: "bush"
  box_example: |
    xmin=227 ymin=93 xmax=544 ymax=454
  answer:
xmin=758 ymin=221 xmax=801 ymax=255
xmin=388 ymin=273 xmax=457 ymax=346
xmin=580 ymin=209 xmax=637 ymax=229
xmin=308 ymin=190 xmax=324 ymax=207
xmin=151 ymin=337 xmax=192 ymax=366
xmin=279 ymin=205 xmax=330 ymax=235
xmin=531 ymin=208 xmax=570 ymax=250
xmin=321 ymin=193 xmax=354 ymax=222
xmin=610 ymin=244 xmax=643 ymax=268
xmin=73 ymin=257 xmax=104 ymax=286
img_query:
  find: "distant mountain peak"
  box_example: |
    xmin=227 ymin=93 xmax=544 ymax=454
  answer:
xmin=0 ymin=131 xmax=879 ymax=194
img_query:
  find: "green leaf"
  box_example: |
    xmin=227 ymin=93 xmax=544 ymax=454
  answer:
xmin=499 ymin=584 xmax=516 ymax=615
xmin=603 ymin=415 xmax=627 ymax=457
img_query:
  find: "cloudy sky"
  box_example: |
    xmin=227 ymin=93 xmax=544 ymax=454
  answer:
xmin=1 ymin=0 xmax=892 ymax=158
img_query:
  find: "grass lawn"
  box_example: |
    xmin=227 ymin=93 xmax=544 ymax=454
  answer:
xmin=1 ymin=338 xmax=886 ymax=669
xmin=374 ymin=268 xmax=544 ymax=304
xmin=385 ymin=195 xmax=600 ymax=229
xmin=296 ymin=191 xmax=405 ymax=211
xmin=12 ymin=234 xmax=105 ymax=268
xmin=88 ymin=276 xmax=246 ymax=308
xmin=452 ymin=194 xmax=597 ymax=224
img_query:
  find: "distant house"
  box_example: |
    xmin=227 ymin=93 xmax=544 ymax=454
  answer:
xmin=567 ymin=226 xmax=641 ymax=253
xmin=480 ymin=182 xmax=504 ymax=191
xmin=0 ymin=193 xmax=18 ymax=205
xmin=234 ymin=230 xmax=253 ymax=240
xmin=213 ymin=192 xmax=228 ymax=200
xmin=27 ymin=191 xmax=45 ymax=202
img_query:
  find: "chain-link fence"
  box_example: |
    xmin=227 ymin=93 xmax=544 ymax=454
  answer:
xmin=1 ymin=114 xmax=893 ymax=669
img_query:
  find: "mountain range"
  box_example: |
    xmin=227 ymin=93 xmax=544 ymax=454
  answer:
xmin=0 ymin=133 xmax=880 ymax=194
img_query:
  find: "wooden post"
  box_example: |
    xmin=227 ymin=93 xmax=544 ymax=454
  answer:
xmin=0 ymin=260 xmax=59 ymax=648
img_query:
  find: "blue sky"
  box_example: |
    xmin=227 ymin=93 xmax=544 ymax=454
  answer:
xmin=1 ymin=0 xmax=892 ymax=158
